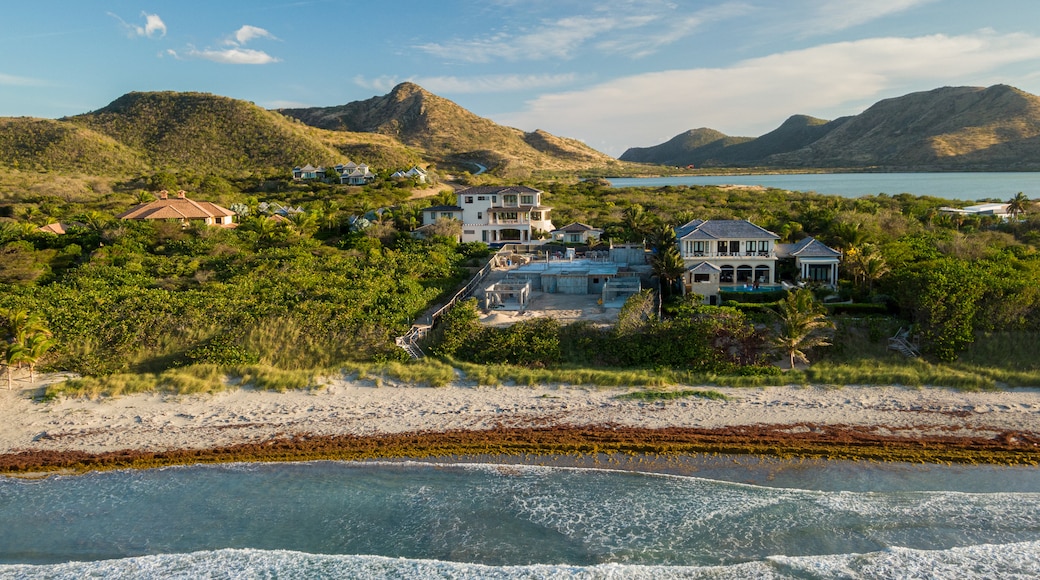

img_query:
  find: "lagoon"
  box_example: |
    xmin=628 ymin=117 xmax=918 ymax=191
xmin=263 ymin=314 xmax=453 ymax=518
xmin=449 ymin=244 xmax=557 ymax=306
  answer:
xmin=607 ymin=172 xmax=1040 ymax=201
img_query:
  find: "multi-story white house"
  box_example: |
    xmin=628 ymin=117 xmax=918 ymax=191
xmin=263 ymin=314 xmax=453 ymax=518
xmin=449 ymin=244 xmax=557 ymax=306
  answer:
xmin=675 ymin=219 xmax=840 ymax=302
xmin=454 ymin=186 xmax=554 ymax=244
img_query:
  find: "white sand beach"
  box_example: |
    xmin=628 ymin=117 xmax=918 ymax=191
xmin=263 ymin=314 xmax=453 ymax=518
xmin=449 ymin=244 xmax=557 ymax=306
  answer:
xmin=1 ymin=373 xmax=1038 ymax=454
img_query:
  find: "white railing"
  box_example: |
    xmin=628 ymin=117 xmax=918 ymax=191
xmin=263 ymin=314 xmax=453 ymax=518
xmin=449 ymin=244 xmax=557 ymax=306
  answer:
xmin=395 ymin=247 xmax=507 ymax=358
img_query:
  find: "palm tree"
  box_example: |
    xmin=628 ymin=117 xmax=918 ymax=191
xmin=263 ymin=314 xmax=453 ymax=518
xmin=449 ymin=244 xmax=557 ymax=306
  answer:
xmin=21 ymin=333 xmax=56 ymax=384
xmin=651 ymin=244 xmax=686 ymax=298
xmin=1007 ymin=192 xmax=1030 ymax=222
xmin=3 ymin=342 xmax=25 ymax=390
xmin=771 ymin=288 xmax=834 ymax=369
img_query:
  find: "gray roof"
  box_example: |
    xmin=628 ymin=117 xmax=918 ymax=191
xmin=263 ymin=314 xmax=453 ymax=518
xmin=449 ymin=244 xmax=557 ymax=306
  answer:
xmin=423 ymin=205 xmax=463 ymax=212
xmin=675 ymin=219 xmax=780 ymax=241
xmin=556 ymin=222 xmax=601 ymax=233
xmin=775 ymin=236 xmax=841 ymax=258
xmin=457 ymin=185 xmax=542 ymax=196
xmin=687 ymin=261 xmax=722 ymax=274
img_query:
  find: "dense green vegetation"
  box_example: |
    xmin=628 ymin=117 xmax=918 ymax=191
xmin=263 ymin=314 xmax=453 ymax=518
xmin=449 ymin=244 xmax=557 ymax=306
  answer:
xmin=1 ymin=167 xmax=1039 ymax=393
xmin=0 ymin=207 xmax=480 ymax=377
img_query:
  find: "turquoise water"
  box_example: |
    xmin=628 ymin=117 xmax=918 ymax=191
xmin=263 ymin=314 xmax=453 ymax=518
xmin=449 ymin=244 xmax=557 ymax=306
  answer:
xmin=2 ymin=458 xmax=1040 ymax=578
xmin=607 ymin=172 xmax=1040 ymax=201
xmin=720 ymin=284 xmax=784 ymax=293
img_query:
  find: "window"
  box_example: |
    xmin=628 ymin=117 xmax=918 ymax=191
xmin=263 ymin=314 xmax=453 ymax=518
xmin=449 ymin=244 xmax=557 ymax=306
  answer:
xmin=521 ymin=195 xmax=534 ymax=205
xmin=501 ymin=212 xmax=518 ymax=221
xmin=482 ymin=230 xmax=488 ymax=242
xmin=759 ymin=240 xmax=770 ymax=252
xmin=477 ymin=212 xmax=483 ymax=220
xmin=440 ymin=212 xmax=454 ymax=219
xmin=694 ymin=241 xmax=706 ymax=255
xmin=504 ymin=194 xmax=518 ymax=205
xmin=530 ymin=211 xmax=541 ymax=221
xmin=465 ymin=196 xmax=473 ymax=203
xmin=477 ymin=196 xmax=486 ymax=201
xmin=491 ymin=196 xmax=497 ymax=203
xmin=717 ymin=241 xmax=728 ymax=254
xmin=731 ymin=241 xmax=740 ymax=254
xmin=694 ymin=273 xmax=710 ymax=283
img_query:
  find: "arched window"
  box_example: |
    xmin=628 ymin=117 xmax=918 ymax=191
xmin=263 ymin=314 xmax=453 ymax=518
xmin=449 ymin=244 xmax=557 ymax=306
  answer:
xmin=720 ymin=265 xmax=734 ymax=283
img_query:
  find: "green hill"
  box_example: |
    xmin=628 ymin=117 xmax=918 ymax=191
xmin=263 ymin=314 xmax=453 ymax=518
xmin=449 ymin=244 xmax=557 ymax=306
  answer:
xmin=279 ymin=82 xmax=617 ymax=173
xmin=65 ymin=92 xmax=350 ymax=177
xmin=621 ymin=84 xmax=1040 ymax=170
xmin=0 ymin=117 xmax=148 ymax=176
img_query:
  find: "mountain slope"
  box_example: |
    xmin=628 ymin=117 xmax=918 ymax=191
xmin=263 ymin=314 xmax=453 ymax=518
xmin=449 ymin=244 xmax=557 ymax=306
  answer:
xmin=279 ymin=82 xmax=616 ymax=172
xmin=619 ymin=128 xmax=749 ymax=166
xmin=0 ymin=117 xmax=148 ymax=176
xmin=770 ymin=85 xmax=1040 ymax=168
xmin=66 ymin=92 xmax=350 ymax=176
xmin=622 ymin=84 xmax=1040 ymax=170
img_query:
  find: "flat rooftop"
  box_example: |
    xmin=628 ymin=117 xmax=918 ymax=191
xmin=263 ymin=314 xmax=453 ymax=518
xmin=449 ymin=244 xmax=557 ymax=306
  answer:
xmin=510 ymin=259 xmax=619 ymax=276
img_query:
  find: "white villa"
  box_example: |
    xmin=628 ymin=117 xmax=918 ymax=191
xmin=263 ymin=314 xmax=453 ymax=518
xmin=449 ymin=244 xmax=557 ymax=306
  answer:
xmin=292 ymin=164 xmax=326 ymax=180
xmin=675 ymin=219 xmax=840 ymax=302
xmin=391 ymin=166 xmax=428 ymax=183
xmin=551 ymin=222 xmax=603 ymax=244
xmin=336 ymin=162 xmax=376 ymax=185
xmin=938 ymin=203 xmax=1012 ymax=220
xmin=775 ymin=237 xmax=842 ymax=286
xmin=453 ymin=186 xmax=554 ymax=244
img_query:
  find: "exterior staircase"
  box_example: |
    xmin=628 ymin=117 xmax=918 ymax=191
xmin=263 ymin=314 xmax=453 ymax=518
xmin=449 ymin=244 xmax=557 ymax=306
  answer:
xmin=888 ymin=327 xmax=921 ymax=358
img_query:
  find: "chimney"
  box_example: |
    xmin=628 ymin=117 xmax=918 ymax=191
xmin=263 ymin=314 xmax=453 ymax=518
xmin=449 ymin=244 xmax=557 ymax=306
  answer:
xmin=159 ymin=190 xmax=168 ymax=200
xmin=177 ymin=190 xmax=186 ymax=199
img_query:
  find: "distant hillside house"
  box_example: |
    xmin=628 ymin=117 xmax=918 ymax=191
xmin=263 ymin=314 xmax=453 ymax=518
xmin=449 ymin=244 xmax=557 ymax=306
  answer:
xmin=391 ymin=166 xmax=428 ymax=183
xmin=456 ymin=186 xmax=554 ymax=244
xmin=116 ymin=190 xmax=236 ymax=227
xmin=337 ymin=162 xmax=375 ymax=185
xmin=292 ymin=164 xmax=326 ymax=180
xmin=551 ymin=222 xmax=603 ymax=244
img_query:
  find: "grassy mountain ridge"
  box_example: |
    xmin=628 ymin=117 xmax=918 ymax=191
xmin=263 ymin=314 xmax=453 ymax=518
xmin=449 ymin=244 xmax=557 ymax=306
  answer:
xmin=278 ymin=82 xmax=617 ymax=172
xmin=620 ymin=128 xmax=750 ymax=166
xmin=67 ymin=92 xmax=349 ymax=177
xmin=0 ymin=117 xmax=148 ymax=176
xmin=622 ymin=84 xmax=1040 ymax=170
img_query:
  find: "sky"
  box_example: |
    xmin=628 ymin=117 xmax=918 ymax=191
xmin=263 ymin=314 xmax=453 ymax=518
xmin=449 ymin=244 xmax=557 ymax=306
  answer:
xmin=4 ymin=0 xmax=1040 ymax=157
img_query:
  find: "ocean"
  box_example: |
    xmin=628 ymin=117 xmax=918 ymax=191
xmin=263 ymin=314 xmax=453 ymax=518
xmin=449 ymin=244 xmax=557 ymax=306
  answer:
xmin=2 ymin=458 xmax=1040 ymax=579
xmin=606 ymin=171 xmax=1040 ymax=201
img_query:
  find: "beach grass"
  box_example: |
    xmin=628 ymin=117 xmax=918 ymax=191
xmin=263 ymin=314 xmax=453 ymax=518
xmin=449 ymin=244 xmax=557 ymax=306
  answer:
xmin=44 ymin=364 xmax=324 ymax=399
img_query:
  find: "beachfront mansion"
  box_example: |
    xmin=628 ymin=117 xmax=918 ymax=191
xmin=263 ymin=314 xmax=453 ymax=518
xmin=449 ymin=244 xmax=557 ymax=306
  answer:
xmin=422 ymin=186 xmax=554 ymax=244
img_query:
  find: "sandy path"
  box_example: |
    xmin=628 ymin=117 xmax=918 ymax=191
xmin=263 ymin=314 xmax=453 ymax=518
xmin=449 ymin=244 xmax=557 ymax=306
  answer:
xmin=1 ymin=374 xmax=1038 ymax=454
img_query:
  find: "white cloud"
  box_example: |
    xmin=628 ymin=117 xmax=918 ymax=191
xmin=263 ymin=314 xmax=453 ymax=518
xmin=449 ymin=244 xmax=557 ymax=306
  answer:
xmin=354 ymin=73 xmax=578 ymax=94
xmin=416 ymin=13 xmax=666 ymax=62
xmin=595 ymin=3 xmax=754 ymax=58
xmin=169 ymin=24 xmax=280 ymax=65
xmin=109 ymin=12 xmax=166 ymax=39
xmin=0 ymin=72 xmax=47 ymax=87
xmin=228 ymin=25 xmax=277 ymax=46
xmin=169 ymin=47 xmax=280 ymax=65
xmin=803 ymin=0 xmax=938 ymax=34
xmin=495 ymin=31 xmax=1040 ymax=156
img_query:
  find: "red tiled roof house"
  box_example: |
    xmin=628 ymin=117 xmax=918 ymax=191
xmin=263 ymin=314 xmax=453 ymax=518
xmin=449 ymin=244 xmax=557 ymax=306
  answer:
xmin=116 ymin=190 xmax=236 ymax=227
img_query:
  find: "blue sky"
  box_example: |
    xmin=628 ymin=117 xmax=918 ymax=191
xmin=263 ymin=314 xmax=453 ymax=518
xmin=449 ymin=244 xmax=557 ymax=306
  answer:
xmin=4 ymin=0 xmax=1040 ymax=157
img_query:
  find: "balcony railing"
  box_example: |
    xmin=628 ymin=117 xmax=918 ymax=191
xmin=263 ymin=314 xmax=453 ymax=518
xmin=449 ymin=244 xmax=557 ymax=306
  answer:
xmin=687 ymin=251 xmax=773 ymax=259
